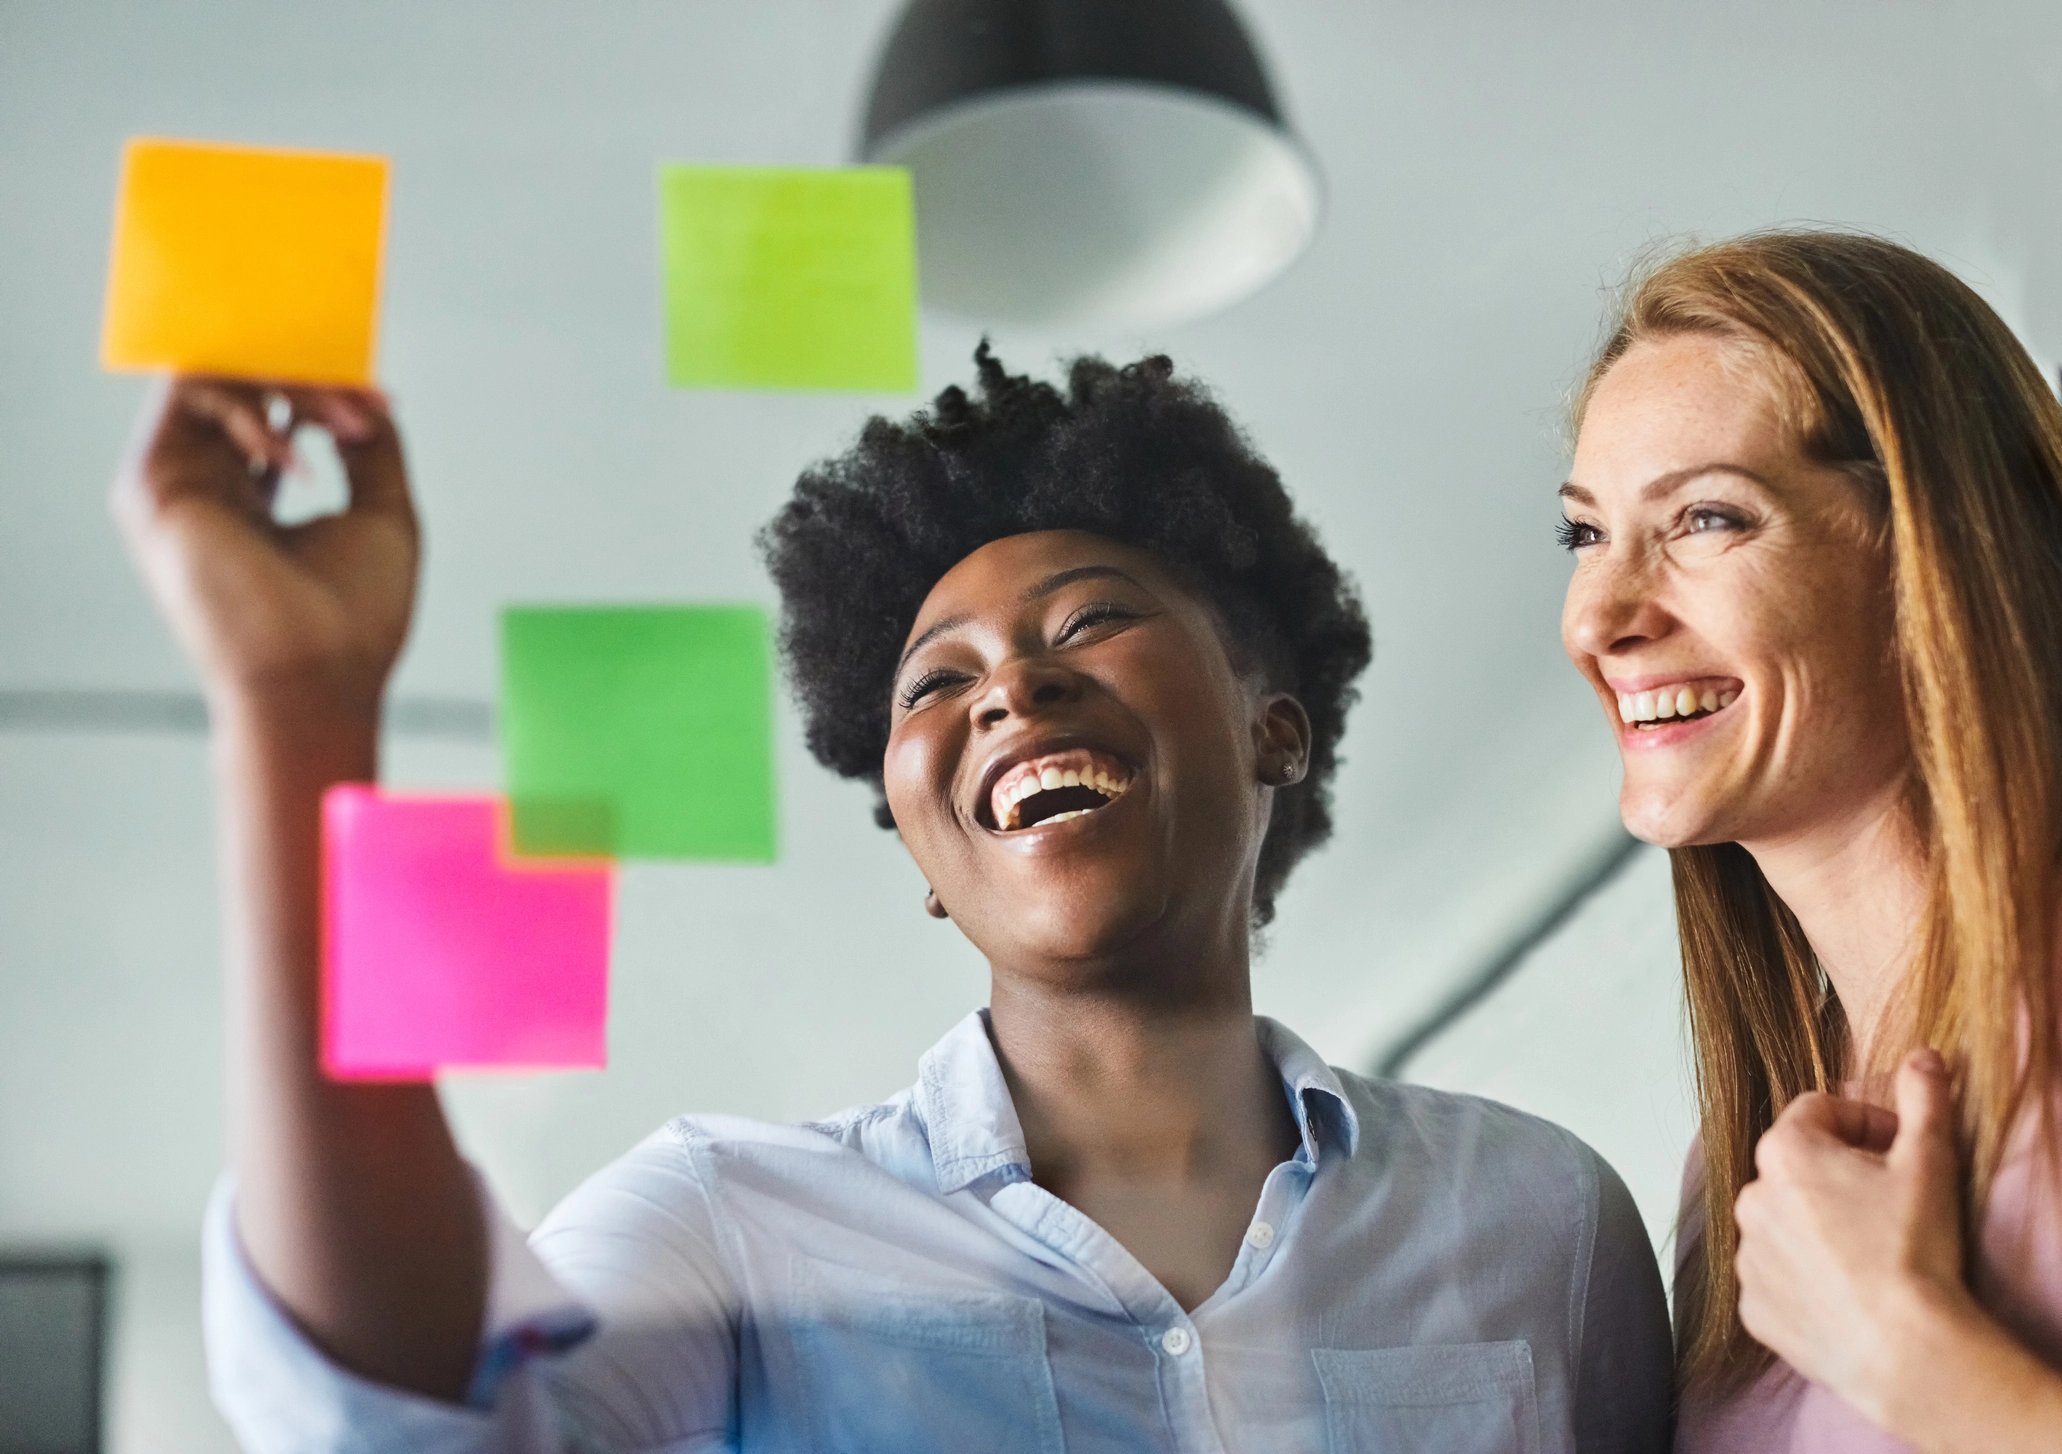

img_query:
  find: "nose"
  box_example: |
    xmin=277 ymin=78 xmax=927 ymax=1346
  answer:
xmin=1563 ymin=546 xmax=1672 ymax=660
xmin=973 ymin=654 xmax=1084 ymax=730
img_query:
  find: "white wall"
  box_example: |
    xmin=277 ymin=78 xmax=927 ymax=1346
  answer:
xmin=6 ymin=0 xmax=2062 ymax=1440
xmin=104 ymin=1242 xmax=238 ymax=1454
xmin=1405 ymin=847 xmax=1693 ymax=1262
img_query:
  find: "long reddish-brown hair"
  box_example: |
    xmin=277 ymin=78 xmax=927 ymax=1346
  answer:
xmin=1576 ymin=229 xmax=2062 ymax=1389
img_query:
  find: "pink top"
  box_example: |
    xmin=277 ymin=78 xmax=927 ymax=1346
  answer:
xmin=1676 ymin=1102 xmax=2062 ymax=1452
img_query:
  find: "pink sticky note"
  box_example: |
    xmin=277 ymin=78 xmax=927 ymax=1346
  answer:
xmin=322 ymin=786 xmax=612 ymax=1080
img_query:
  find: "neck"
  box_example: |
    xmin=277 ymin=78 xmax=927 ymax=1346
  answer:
xmin=986 ymin=962 xmax=1294 ymax=1188
xmin=1741 ymin=779 xmax=1925 ymax=1070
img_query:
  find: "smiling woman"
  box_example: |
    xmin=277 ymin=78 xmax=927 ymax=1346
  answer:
xmin=761 ymin=344 xmax=1368 ymax=929
xmin=136 ymin=349 xmax=1674 ymax=1452
xmin=1559 ymin=231 xmax=2062 ymax=1452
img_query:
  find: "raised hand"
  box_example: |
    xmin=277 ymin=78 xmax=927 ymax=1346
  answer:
xmin=111 ymin=374 xmax=419 ymax=720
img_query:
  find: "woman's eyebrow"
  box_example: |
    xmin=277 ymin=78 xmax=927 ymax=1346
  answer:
xmin=897 ymin=612 xmax=970 ymax=675
xmin=1020 ymin=564 xmax=1143 ymax=603
xmin=896 ymin=566 xmax=1147 ymax=676
xmin=1558 ymin=463 xmax=1773 ymax=507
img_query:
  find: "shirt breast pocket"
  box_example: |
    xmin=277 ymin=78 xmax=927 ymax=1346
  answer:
xmin=783 ymin=1255 xmax=1067 ymax=1454
xmin=1314 ymin=1341 xmax=1540 ymax=1454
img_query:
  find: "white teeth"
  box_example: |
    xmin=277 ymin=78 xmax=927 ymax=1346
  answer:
xmin=989 ymin=753 xmax=1136 ymax=830
xmin=1042 ymin=808 xmax=1092 ymax=824
xmin=1614 ymin=683 xmax=1740 ymax=724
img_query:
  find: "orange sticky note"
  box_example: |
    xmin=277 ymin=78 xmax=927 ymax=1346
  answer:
xmin=101 ymin=137 xmax=388 ymax=385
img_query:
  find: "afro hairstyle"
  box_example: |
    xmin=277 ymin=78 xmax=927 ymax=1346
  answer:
xmin=758 ymin=345 xmax=1372 ymax=928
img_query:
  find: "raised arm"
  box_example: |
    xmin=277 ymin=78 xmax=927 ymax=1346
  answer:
xmin=113 ymin=377 xmax=484 ymax=1400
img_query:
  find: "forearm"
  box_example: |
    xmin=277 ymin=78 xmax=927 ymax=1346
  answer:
xmin=214 ymin=692 xmax=485 ymax=1402
xmin=1872 ymin=1286 xmax=2062 ymax=1454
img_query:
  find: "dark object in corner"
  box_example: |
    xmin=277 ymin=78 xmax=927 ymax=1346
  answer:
xmin=0 ymin=1254 xmax=110 ymax=1454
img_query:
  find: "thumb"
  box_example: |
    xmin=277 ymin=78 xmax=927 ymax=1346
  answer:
xmin=288 ymin=388 xmax=414 ymax=522
xmin=1889 ymin=1047 xmax=1958 ymax=1191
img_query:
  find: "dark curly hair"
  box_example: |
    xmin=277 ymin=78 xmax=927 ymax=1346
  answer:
xmin=758 ymin=345 xmax=1372 ymax=928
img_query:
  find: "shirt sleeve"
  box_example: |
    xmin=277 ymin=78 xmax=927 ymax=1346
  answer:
xmin=1571 ymin=1150 xmax=1676 ymax=1454
xmin=203 ymin=1127 xmax=740 ymax=1454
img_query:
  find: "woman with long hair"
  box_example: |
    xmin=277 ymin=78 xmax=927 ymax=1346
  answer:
xmin=1559 ymin=230 xmax=2062 ymax=1450
xmin=126 ymin=348 xmax=1672 ymax=1449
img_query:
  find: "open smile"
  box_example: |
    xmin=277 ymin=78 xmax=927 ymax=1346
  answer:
xmin=976 ymin=745 xmax=1138 ymax=835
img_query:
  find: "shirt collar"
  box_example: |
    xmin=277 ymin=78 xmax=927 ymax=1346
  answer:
xmin=1256 ymin=1014 xmax=1362 ymax=1164
xmin=914 ymin=1010 xmax=1360 ymax=1196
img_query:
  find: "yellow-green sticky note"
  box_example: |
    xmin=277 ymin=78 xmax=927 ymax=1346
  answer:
xmin=502 ymin=605 xmax=777 ymax=862
xmin=659 ymin=165 xmax=918 ymax=393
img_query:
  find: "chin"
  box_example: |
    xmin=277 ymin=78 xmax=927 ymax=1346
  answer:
xmin=1013 ymin=888 xmax=1170 ymax=966
xmin=1618 ymin=780 xmax=1731 ymax=850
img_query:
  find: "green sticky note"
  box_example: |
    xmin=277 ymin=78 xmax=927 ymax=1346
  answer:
xmin=502 ymin=605 xmax=777 ymax=862
xmin=659 ymin=164 xmax=918 ymax=392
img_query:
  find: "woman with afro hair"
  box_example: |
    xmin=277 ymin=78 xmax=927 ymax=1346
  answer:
xmin=122 ymin=348 xmax=1672 ymax=1451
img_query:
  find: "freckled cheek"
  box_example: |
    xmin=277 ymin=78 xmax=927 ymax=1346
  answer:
xmin=1720 ymin=621 xmax=1893 ymax=776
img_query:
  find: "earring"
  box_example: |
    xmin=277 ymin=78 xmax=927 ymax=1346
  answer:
xmin=1279 ymin=760 xmax=1300 ymax=785
xmin=924 ymin=889 xmax=949 ymax=920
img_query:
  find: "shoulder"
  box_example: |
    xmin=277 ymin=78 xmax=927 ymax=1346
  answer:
xmin=537 ymin=1090 xmax=923 ymax=1237
xmin=655 ymin=1091 xmax=914 ymax=1155
xmin=1336 ymin=1068 xmax=1615 ymax=1194
xmin=1330 ymin=1071 xmax=1655 ymax=1270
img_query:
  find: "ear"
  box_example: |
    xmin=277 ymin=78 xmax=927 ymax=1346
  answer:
xmin=1253 ymin=693 xmax=1313 ymax=786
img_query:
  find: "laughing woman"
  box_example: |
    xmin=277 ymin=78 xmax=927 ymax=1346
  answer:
xmin=123 ymin=349 xmax=1671 ymax=1451
xmin=1559 ymin=231 xmax=2062 ymax=1451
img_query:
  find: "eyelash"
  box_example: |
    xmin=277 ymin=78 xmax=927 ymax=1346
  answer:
xmin=1554 ymin=505 xmax=1748 ymax=553
xmin=897 ymin=668 xmax=959 ymax=709
xmin=1555 ymin=517 xmax=1600 ymax=552
xmin=1058 ymin=601 xmax=1134 ymax=639
xmin=1684 ymin=506 xmax=1744 ymax=534
xmin=895 ymin=602 xmax=1139 ymax=708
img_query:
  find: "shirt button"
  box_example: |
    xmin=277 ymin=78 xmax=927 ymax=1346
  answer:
xmin=1246 ymin=1221 xmax=1276 ymax=1249
xmin=1161 ymin=1326 xmax=1193 ymax=1356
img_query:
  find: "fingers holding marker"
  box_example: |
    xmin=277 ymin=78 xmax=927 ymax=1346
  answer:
xmin=180 ymin=377 xmax=302 ymax=488
xmin=173 ymin=380 xmax=411 ymax=524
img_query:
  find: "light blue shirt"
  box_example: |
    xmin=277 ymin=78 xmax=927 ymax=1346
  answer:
xmin=203 ymin=1012 xmax=1672 ymax=1452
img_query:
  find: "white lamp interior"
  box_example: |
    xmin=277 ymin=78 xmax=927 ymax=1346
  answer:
xmin=872 ymin=82 xmax=1323 ymax=328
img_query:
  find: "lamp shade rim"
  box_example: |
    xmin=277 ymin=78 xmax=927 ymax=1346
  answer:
xmin=862 ymin=76 xmax=1323 ymax=207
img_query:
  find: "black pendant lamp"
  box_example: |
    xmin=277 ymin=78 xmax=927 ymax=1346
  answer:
xmin=859 ymin=0 xmax=1322 ymax=329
